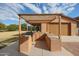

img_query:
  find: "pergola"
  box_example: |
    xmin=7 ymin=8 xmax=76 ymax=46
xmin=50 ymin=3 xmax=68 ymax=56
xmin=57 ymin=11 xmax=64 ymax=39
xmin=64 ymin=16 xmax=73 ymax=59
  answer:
xmin=18 ymin=14 xmax=62 ymax=39
xmin=18 ymin=14 xmax=62 ymax=54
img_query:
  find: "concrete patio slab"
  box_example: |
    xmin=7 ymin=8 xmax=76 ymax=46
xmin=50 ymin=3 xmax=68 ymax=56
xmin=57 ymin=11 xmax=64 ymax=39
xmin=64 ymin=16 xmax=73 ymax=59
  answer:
xmin=63 ymin=42 xmax=79 ymax=56
xmin=0 ymin=41 xmax=26 ymax=56
xmin=0 ymin=40 xmax=73 ymax=56
xmin=26 ymin=45 xmax=73 ymax=56
xmin=23 ymin=41 xmax=73 ymax=56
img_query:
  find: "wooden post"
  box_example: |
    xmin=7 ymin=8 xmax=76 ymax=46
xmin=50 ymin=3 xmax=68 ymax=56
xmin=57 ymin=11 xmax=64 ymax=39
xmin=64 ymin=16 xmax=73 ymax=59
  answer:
xmin=59 ymin=16 xmax=61 ymax=40
xmin=18 ymin=16 xmax=21 ymax=52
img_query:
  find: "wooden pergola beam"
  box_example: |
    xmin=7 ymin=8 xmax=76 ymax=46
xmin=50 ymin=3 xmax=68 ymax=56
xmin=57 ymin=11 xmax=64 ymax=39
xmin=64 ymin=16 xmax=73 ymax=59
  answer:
xmin=18 ymin=16 xmax=22 ymax=52
xmin=19 ymin=16 xmax=22 ymax=38
xmin=59 ymin=16 xmax=61 ymax=40
xmin=56 ymin=16 xmax=61 ymax=40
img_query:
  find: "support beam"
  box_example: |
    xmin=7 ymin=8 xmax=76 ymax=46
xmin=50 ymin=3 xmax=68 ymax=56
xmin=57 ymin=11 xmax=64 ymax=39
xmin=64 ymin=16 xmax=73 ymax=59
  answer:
xmin=19 ymin=16 xmax=22 ymax=39
xmin=59 ymin=16 xmax=61 ymax=40
xmin=18 ymin=16 xmax=22 ymax=52
xmin=56 ymin=16 xmax=61 ymax=39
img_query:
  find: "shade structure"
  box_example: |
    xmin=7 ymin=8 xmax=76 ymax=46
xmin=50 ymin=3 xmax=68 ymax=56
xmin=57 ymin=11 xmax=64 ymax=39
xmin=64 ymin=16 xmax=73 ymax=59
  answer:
xmin=18 ymin=14 xmax=77 ymax=55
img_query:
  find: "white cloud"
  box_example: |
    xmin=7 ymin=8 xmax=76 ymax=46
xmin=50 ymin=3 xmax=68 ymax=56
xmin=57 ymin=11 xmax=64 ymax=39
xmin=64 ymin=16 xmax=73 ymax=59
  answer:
xmin=23 ymin=3 xmax=42 ymax=14
xmin=0 ymin=3 xmax=78 ymax=21
xmin=67 ymin=7 xmax=75 ymax=12
xmin=0 ymin=3 xmax=23 ymax=21
xmin=0 ymin=7 xmax=18 ymax=20
xmin=0 ymin=3 xmax=42 ymax=21
xmin=43 ymin=6 xmax=49 ymax=13
xmin=46 ymin=3 xmax=77 ymax=15
xmin=5 ymin=3 xmax=24 ymax=13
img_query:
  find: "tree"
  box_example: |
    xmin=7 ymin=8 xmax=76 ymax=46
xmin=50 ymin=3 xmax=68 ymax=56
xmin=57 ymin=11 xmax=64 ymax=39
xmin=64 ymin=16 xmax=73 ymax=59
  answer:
xmin=7 ymin=24 xmax=18 ymax=31
xmin=0 ymin=23 xmax=6 ymax=30
xmin=21 ymin=23 xmax=27 ymax=31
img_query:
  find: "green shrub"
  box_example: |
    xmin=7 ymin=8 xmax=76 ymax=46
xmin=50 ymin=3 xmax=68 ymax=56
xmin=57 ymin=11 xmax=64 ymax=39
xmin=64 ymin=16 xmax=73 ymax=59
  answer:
xmin=7 ymin=24 xmax=18 ymax=31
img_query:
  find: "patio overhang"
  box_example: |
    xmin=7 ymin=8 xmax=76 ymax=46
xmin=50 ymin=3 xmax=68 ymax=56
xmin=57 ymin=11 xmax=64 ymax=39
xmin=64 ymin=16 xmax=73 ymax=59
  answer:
xmin=18 ymin=14 xmax=62 ymax=38
xmin=18 ymin=14 xmax=56 ymax=20
xmin=18 ymin=14 xmax=63 ymax=24
xmin=18 ymin=14 xmax=62 ymax=53
xmin=18 ymin=14 xmax=62 ymax=40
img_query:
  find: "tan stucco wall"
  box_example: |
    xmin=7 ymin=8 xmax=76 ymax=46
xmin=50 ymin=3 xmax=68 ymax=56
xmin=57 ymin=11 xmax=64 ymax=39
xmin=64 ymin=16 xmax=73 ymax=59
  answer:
xmin=41 ymin=23 xmax=47 ymax=33
xmin=45 ymin=17 xmax=77 ymax=36
xmin=46 ymin=23 xmax=77 ymax=36
xmin=19 ymin=35 xmax=32 ymax=54
xmin=45 ymin=35 xmax=61 ymax=51
xmin=47 ymin=23 xmax=71 ymax=36
xmin=71 ymin=23 xmax=77 ymax=35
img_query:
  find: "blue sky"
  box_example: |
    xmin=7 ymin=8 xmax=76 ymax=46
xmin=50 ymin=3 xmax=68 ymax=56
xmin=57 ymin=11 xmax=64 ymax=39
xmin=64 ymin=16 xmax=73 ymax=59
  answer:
xmin=0 ymin=3 xmax=79 ymax=25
